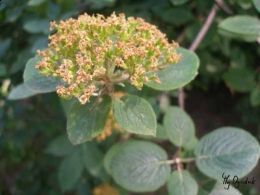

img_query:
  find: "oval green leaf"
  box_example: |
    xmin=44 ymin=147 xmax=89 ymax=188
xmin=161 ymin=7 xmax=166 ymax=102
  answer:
xmin=28 ymin=0 xmax=45 ymax=6
xmin=198 ymin=181 xmax=242 ymax=195
xmin=23 ymin=56 xmax=63 ymax=93
xmin=223 ymin=67 xmax=256 ymax=92
xmin=110 ymin=140 xmax=171 ymax=192
xmin=8 ymin=83 xmax=38 ymax=100
xmin=210 ymin=182 xmax=242 ymax=195
xmin=250 ymin=88 xmax=260 ymax=106
xmin=253 ymin=0 xmax=260 ymax=13
xmin=104 ymin=143 xmax=122 ymax=174
xmin=67 ymin=96 xmax=112 ymax=145
xmin=45 ymin=134 xmax=77 ymax=157
xmin=218 ymin=16 xmax=260 ymax=42
xmin=136 ymin=123 xmax=168 ymax=140
xmin=81 ymin=142 xmax=108 ymax=181
xmin=195 ymin=127 xmax=260 ymax=181
xmin=58 ymin=150 xmax=84 ymax=192
xmin=167 ymin=170 xmax=198 ymax=195
xmin=23 ymin=19 xmax=50 ymax=34
xmin=170 ymin=0 xmax=190 ymax=6
xmin=163 ymin=106 xmax=196 ymax=148
xmin=146 ymin=47 xmax=199 ymax=90
xmin=113 ymin=95 xmax=156 ymax=136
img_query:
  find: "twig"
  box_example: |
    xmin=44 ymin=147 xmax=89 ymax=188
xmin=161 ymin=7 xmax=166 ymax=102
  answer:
xmin=178 ymin=88 xmax=185 ymax=109
xmin=215 ymin=0 xmax=233 ymax=15
xmin=178 ymin=1 xmax=221 ymax=109
xmin=189 ymin=3 xmax=219 ymax=52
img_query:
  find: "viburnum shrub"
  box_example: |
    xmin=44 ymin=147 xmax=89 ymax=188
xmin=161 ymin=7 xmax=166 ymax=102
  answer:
xmin=8 ymin=12 xmax=260 ymax=194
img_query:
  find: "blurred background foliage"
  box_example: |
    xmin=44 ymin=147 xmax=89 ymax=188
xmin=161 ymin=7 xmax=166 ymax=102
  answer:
xmin=0 ymin=0 xmax=260 ymax=194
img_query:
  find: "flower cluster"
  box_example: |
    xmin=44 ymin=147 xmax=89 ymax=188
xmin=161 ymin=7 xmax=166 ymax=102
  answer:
xmin=36 ymin=12 xmax=181 ymax=104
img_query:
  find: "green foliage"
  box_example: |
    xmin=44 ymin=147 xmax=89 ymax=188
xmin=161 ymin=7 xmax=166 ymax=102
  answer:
xmin=170 ymin=0 xmax=190 ymax=6
xmin=67 ymin=95 xmax=112 ymax=145
xmin=104 ymin=143 xmax=122 ymax=174
xmin=45 ymin=134 xmax=77 ymax=157
xmin=8 ymin=83 xmax=37 ymax=100
xmin=2 ymin=0 xmax=260 ymax=194
xmin=253 ymin=0 xmax=260 ymax=13
xmin=223 ymin=67 xmax=256 ymax=92
xmin=113 ymin=95 xmax=157 ymax=136
xmin=24 ymin=56 xmax=63 ymax=93
xmin=167 ymin=170 xmax=198 ymax=195
xmin=163 ymin=106 xmax=196 ymax=149
xmin=195 ymin=127 xmax=260 ymax=180
xmin=58 ymin=150 xmax=84 ymax=192
xmin=250 ymin=88 xmax=260 ymax=106
xmin=110 ymin=140 xmax=171 ymax=192
xmin=27 ymin=0 xmax=46 ymax=7
xmin=81 ymin=142 xmax=108 ymax=181
xmin=146 ymin=47 xmax=199 ymax=90
xmin=198 ymin=181 xmax=242 ymax=195
xmin=218 ymin=16 xmax=260 ymax=42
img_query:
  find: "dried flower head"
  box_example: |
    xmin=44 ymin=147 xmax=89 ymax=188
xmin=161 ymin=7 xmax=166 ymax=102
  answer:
xmin=36 ymin=12 xmax=181 ymax=104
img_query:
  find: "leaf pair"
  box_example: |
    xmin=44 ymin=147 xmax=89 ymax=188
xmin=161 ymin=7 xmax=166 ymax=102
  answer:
xmin=105 ymin=127 xmax=260 ymax=194
xmin=67 ymin=94 xmax=157 ymax=145
xmin=46 ymin=135 xmax=107 ymax=192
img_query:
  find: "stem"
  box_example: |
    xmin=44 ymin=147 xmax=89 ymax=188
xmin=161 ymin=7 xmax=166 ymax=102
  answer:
xmin=159 ymin=157 xmax=197 ymax=165
xmin=178 ymin=2 xmax=220 ymax=109
xmin=189 ymin=3 xmax=219 ymax=52
xmin=179 ymin=157 xmax=197 ymax=163
xmin=178 ymin=88 xmax=185 ymax=109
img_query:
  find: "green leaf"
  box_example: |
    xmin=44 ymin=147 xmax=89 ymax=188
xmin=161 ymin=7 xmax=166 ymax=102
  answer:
xmin=110 ymin=140 xmax=171 ymax=192
xmin=30 ymin=37 xmax=48 ymax=53
xmin=218 ymin=28 xmax=258 ymax=42
xmin=0 ymin=39 xmax=11 ymax=58
xmin=28 ymin=0 xmax=46 ymax=6
xmin=146 ymin=47 xmax=199 ymax=91
xmin=160 ymin=7 xmax=193 ymax=26
xmin=223 ymin=67 xmax=256 ymax=92
xmin=197 ymin=180 xmax=216 ymax=195
xmin=170 ymin=0 xmax=190 ymax=6
xmin=23 ymin=19 xmax=50 ymax=34
xmin=47 ymin=1 xmax=61 ymax=20
xmin=104 ymin=143 xmax=122 ymax=174
xmin=81 ymin=142 xmax=108 ymax=181
xmin=210 ymin=182 xmax=242 ymax=195
xmin=237 ymin=0 xmax=252 ymax=9
xmin=156 ymin=123 xmax=168 ymax=139
xmin=218 ymin=16 xmax=260 ymax=42
xmin=60 ymin=98 xmax=77 ymax=117
xmin=167 ymin=170 xmax=198 ymax=195
xmin=8 ymin=83 xmax=37 ymax=100
xmin=250 ymin=88 xmax=260 ymax=106
xmin=113 ymin=95 xmax=156 ymax=136
xmin=0 ymin=65 xmax=7 ymax=77
xmin=23 ymin=56 xmax=63 ymax=93
xmin=163 ymin=106 xmax=196 ymax=148
xmin=136 ymin=123 xmax=168 ymax=140
xmin=58 ymin=150 xmax=84 ymax=192
xmin=199 ymin=180 xmax=242 ymax=195
xmin=45 ymin=135 xmax=77 ymax=157
xmin=253 ymin=0 xmax=260 ymax=13
xmin=195 ymin=127 xmax=260 ymax=181
xmin=5 ymin=7 xmax=23 ymax=22
xmin=67 ymin=95 xmax=112 ymax=145
xmin=184 ymin=136 xmax=198 ymax=150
